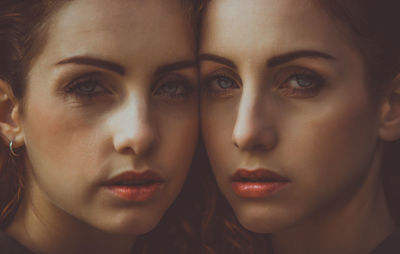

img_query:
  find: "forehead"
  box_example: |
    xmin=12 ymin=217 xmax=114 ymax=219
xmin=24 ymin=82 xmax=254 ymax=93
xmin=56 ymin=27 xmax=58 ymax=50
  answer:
xmin=200 ymin=0 xmax=355 ymax=60
xmin=53 ymin=0 xmax=186 ymax=34
xmin=40 ymin=0 xmax=194 ymax=67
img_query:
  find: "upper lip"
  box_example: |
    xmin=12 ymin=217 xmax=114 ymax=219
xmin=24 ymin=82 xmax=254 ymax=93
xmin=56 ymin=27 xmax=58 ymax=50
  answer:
xmin=104 ymin=170 xmax=165 ymax=186
xmin=231 ymin=168 xmax=290 ymax=182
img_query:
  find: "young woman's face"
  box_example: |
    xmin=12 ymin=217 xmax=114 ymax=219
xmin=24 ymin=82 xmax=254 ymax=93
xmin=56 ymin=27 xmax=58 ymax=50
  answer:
xmin=200 ymin=0 xmax=385 ymax=233
xmin=18 ymin=0 xmax=198 ymax=235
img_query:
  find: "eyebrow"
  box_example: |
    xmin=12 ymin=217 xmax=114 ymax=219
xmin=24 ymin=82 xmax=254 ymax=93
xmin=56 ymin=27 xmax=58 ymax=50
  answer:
xmin=198 ymin=54 xmax=237 ymax=69
xmin=198 ymin=51 xmax=336 ymax=70
xmin=56 ymin=57 xmax=196 ymax=77
xmin=267 ymin=50 xmax=337 ymax=68
xmin=154 ymin=60 xmax=197 ymax=76
xmin=56 ymin=56 xmax=125 ymax=75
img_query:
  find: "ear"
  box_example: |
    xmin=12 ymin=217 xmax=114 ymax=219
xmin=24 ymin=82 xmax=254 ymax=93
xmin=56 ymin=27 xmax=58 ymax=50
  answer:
xmin=379 ymin=74 xmax=400 ymax=141
xmin=0 ymin=79 xmax=24 ymax=148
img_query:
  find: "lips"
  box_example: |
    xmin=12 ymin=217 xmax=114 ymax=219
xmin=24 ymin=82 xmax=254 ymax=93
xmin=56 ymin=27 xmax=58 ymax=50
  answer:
xmin=104 ymin=170 xmax=165 ymax=202
xmin=231 ymin=168 xmax=290 ymax=198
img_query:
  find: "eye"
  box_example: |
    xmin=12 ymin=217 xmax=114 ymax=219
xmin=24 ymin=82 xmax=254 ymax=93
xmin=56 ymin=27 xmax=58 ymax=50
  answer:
xmin=65 ymin=76 xmax=110 ymax=98
xmin=288 ymin=74 xmax=315 ymax=88
xmin=279 ymin=71 xmax=324 ymax=98
xmin=158 ymin=82 xmax=180 ymax=94
xmin=204 ymin=73 xmax=240 ymax=97
xmin=214 ymin=76 xmax=236 ymax=89
xmin=154 ymin=79 xmax=193 ymax=99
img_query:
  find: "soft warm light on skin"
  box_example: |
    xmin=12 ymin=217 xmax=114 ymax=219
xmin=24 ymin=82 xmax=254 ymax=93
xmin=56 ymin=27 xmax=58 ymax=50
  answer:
xmin=6 ymin=0 xmax=198 ymax=253
xmin=200 ymin=0 xmax=393 ymax=253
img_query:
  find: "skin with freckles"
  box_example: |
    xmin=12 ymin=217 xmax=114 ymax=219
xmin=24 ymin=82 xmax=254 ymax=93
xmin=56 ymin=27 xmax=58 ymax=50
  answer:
xmin=3 ymin=0 xmax=198 ymax=253
xmin=200 ymin=0 xmax=396 ymax=253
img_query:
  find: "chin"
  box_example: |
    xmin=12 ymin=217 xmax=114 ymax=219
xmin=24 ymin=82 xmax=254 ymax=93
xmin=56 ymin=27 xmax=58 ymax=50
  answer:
xmin=94 ymin=212 xmax=164 ymax=236
xmin=237 ymin=215 xmax=282 ymax=234
xmin=233 ymin=204 xmax=295 ymax=234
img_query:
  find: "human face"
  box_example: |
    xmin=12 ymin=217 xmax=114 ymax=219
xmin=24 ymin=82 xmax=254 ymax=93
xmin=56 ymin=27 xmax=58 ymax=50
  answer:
xmin=200 ymin=0 xmax=385 ymax=233
xmin=18 ymin=0 xmax=198 ymax=235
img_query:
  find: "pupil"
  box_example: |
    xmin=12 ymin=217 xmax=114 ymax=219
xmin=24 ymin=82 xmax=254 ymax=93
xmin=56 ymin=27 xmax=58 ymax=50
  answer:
xmin=79 ymin=82 xmax=96 ymax=92
xmin=163 ymin=83 xmax=178 ymax=93
xmin=218 ymin=77 xmax=232 ymax=88
xmin=296 ymin=76 xmax=312 ymax=87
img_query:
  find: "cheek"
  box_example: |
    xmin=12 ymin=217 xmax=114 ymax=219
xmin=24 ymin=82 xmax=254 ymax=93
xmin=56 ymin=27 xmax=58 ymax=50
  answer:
xmin=22 ymin=99 xmax=106 ymax=190
xmin=24 ymin=101 xmax=78 ymax=163
xmin=281 ymin=96 xmax=380 ymax=197
xmin=157 ymin=105 xmax=199 ymax=179
xmin=201 ymin=102 xmax=237 ymax=176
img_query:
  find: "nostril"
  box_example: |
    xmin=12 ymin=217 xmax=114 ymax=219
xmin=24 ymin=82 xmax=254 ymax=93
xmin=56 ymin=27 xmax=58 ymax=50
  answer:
xmin=119 ymin=146 xmax=135 ymax=155
xmin=233 ymin=140 xmax=270 ymax=151
xmin=253 ymin=143 xmax=269 ymax=151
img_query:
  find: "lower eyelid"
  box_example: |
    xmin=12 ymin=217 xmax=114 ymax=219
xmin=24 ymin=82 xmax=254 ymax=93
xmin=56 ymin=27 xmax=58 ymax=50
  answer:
xmin=279 ymin=81 xmax=323 ymax=98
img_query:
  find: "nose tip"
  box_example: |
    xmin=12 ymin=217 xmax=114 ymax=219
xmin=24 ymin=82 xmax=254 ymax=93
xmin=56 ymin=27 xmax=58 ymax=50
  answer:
xmin=112 ymin=100 xmax=158 ymax=156
xmin=232 ymin=124 xmax=278 ymax=151
xmin=114 ymin=123 xmax=157 ymax=156
xmin=232 ymin=97 xmax=278 ymax=151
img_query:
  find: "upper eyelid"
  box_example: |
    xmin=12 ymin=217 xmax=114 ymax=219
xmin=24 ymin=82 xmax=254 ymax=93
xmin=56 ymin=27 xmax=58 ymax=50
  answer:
xmin=283 ymin=74 xmax=321 ymax=87
xmin=67 ymin=80 xmax=108 ymax=92
xmin=273 ymin=66 xmax=324 ymax=84
xmin=202 ymin=68 xmax=242 ymax=87
xmin=66 ymin=75 xmax=108 ymax=90
xmin=282 ymin=71 xmax=320 ymax=83
xmin=65 ymin=71 xmax=107 ymax=85
xmin=152 ymin=74 xmax=193 ymax=94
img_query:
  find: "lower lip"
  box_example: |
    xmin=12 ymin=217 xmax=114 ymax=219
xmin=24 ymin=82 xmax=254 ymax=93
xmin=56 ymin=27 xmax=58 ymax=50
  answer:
xmin=106 ymin=183 xmax=162 ymax=202
xmin=231 ymin=181 xmax=289 ymax=198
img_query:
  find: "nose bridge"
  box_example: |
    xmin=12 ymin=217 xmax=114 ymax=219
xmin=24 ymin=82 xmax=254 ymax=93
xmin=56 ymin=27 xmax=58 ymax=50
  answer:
xmin=232 ymin=79 xmax=278 ymax=151
xmin=113 ymin=92 xmax=157 ymax=155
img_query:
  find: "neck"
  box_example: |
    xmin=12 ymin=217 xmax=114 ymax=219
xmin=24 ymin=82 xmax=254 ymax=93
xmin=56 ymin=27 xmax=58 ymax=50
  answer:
xmin=272 ymin=146 xmax=395 ymax=254
xmin=6 ymin=182 xmax=136 ymax=254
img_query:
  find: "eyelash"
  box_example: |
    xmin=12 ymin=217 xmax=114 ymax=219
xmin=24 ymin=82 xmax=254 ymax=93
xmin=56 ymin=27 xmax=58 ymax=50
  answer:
xmin=278 ymin=70 xmax=325 ymax=97
xmin=203 ymin=71 xmax=240 ymax=97
xmin=64 ymin=74 xmax=194 ymax=103
xmin=203 ymin=69 xmax=324 ymax=98
xmin=153 ymin=79 xmax=194 ymax=100
xmin=64 ymin=75 xmax=111 ymax=99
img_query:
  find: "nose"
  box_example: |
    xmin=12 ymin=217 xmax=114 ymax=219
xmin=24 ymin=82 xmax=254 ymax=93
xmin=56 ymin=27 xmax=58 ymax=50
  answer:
xmin=232 ymin=89 xmax=278 ymax=151
xmin=112 ymin=95 xmax=157 ymax=156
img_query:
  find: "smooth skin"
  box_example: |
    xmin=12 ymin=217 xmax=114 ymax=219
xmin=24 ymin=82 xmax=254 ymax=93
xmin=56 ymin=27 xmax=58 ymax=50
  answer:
xmin=0 ymin=0 xmax=198 ymax=254
xmin=199 ymin=0 xmax=400 ymax=253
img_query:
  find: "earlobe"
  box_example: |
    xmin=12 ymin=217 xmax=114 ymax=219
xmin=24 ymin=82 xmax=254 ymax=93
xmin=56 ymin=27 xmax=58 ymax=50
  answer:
xmin=379 ymin=74 xmax=400 ymax=141
xmin=0 ymin=79 xmax=24 ymax=147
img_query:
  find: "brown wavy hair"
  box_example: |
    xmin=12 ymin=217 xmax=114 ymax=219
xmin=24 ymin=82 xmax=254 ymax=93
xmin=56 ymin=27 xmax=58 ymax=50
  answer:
xmin=0 ymin=0 xmax=207 ymax=253
xmin=200 ymin=0 xmax=400 ymax=253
